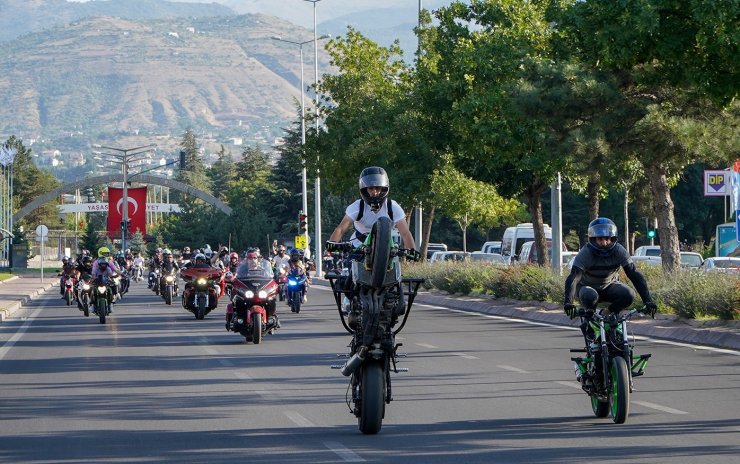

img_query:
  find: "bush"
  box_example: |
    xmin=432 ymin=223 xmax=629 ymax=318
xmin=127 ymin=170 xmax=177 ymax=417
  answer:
xmin=404 ymin=261 xmax=739 ymax=321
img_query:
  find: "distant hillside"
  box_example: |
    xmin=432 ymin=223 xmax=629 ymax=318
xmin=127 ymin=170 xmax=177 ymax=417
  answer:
xmin=0 ymin=13 xmax=331 ymax=147
xmin=0 ymin=0 xmax=235 ymax=42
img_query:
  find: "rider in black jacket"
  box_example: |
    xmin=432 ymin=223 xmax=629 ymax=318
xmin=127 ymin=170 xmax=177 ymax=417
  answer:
xmin=563 ymin=218 xmax=658 ymax=337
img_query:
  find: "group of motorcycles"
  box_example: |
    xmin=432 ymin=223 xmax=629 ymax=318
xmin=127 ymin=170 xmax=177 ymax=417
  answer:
xmin=61 ymin=265 xmax=129 ymax=325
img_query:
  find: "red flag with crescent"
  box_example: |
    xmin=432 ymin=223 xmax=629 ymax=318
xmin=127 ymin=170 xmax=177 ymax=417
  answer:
xmin=107 ymin=186 xmax=147 ymax=238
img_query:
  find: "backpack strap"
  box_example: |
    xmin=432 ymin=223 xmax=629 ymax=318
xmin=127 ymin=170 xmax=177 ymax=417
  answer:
xmin=355 ymin=199 xmax=365 ymax=222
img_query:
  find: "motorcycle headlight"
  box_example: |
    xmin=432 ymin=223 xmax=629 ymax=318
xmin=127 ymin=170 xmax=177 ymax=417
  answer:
xmin=82 ymin=284 xmax=90 ymax=291
xmin=244 ymin=290 xmax=254 ymax=298
xmin=258 ymin=290 xmax=267 ymax=299
xmin=288 ymin=279 xmax=298 ymax=286
xmin=197 ymin=278 xmax=207 ymax=286
xmin=165 ymin=276 xmax=174 ymax=282
xmin=97 ymin=286 xmax=107 ymax=294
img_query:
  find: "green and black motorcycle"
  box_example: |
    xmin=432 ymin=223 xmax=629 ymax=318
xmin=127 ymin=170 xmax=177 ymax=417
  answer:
xmin=571 ymin=306 xmax=653 ymax=424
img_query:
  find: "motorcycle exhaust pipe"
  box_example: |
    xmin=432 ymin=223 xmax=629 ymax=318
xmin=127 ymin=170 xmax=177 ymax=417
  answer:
xmin=341 ymin=346 xmax=368 ymax=377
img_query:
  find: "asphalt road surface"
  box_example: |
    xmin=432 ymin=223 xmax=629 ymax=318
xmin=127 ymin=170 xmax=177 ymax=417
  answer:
xmin=1 ymin=280 xmax=738 ymax=463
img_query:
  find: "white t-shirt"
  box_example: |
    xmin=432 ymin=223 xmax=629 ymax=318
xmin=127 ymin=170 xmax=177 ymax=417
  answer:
xmin=345 ymin=199 xmax=404 ymax=247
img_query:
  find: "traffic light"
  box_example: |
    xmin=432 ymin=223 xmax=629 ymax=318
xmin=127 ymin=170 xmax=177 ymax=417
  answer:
xmin=83 ymin=187 xmax=95 ymax=202
xmin=179 ymin=150 xmax=186 ymax=170
xmin=120 ymin=220 xmax=130 ymax=231
xmin=647 ymin=229 xmax=656 ymax=239
xmin=299 ymin=211 xmax=308 ymax=234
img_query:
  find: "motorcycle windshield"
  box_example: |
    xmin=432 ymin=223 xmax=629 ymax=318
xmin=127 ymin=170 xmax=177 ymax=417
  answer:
xmin=236 ymin=261 xmax=272 ymax=280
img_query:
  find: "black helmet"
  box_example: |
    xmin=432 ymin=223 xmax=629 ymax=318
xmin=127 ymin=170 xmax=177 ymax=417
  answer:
xmin=359 ymin=166 xmax=389 ymax=212
xmin=587 ymin=218 xmax=618 ymax=256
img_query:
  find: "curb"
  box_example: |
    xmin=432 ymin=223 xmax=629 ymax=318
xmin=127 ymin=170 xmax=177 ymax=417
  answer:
xmin=0 ymin=281 xmax=56 ymax=322
xmin=314 ymin=279 xmax=740 ymax=351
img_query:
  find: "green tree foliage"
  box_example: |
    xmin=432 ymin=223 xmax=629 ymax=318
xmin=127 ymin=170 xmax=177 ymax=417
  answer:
xmin=4 ymin=136 xmax=62 ymax=228
xmin=79 ymin=218 xmax=103 ymax=255
xmin=431 ymin=166 xmax=524 ymax=252
xmin=208 ymin=144 xmax=235 ymax=200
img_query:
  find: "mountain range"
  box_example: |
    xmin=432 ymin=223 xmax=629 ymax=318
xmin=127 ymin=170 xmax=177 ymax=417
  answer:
xmin=0 ymin=0 xmax=455 ymax=155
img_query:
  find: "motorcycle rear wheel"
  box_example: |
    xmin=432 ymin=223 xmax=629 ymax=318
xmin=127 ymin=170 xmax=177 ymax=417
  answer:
xmin=610 ymin=356 xmax=630 ymax=424
xmin=358 ymin=362 xmax=385 ymax=435
xmin=252 ymin=313 xmax=262 ymax=344
xmin=369 ymin=217 xmax=392 ymax=288
xmin=591 ymin=395 xmax=609 ymax=418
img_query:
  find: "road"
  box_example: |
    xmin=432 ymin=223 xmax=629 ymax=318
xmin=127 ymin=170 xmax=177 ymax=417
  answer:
xmin=1 ymin=280 xmax=739 ymax=463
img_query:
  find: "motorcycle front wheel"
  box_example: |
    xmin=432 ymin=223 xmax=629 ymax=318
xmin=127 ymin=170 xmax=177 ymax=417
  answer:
xmin=165 ymin=287 xmax=173 ymax=305
xmin=65 ymin=290 xmax=73 ymax=306
xmin=591 ymin=395 xmax=609 ymax=418
xmin=252 ymin=313 xmax=262 ymax=344
xmin=82 ymin=295 xmax=90 ymax=317
xmin=368 ymin=217 xmax=392 ymax=288
xmin=358 ymin=362 xmax=385 ymax=435
xmin=610 ymin=356 xmax=630 ymax=424
xmin=196 ymin=294 xmax=206 ymax=320
xmin=98 ymin=299 xmax=107 ymax=324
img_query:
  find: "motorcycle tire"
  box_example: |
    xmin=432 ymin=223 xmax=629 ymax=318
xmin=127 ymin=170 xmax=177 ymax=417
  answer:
xmin=165 ymin=287 xmax=173 ymax=306
xmin=591 ymin=395 xmax=609 ymax=418
xmin=368 ymin=216 xmax=392 ymax=289
xmin=196 ymin=294 xmax=206 ymax=320
xmin=358 ymin=361 xmax=385 ymax=435
xmin=65 ymin=290 xmax=72 ymax=306
xmin=98 ymin=299 xmax=107 ymax=324
xmin=278 ymin=287 xmax=284 ymax=302
xmin=610 ymin=356 xmax=630 ymax=424
xmin=82 ymin=295 xmax=90 ymax=317
xmin=252 ymin=313 xmax=262 ymax=345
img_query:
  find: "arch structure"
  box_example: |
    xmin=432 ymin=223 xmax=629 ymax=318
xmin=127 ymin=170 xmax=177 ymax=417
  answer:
xmin=13 ymin=174 xmax=232 ymax=223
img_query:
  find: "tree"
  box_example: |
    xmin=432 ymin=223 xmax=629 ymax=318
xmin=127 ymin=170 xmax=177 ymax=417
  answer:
xmin=208 ymin=144 xmax=235 ymax=200
xmin=79 ymin=220 xmax=102 ymax=255
xmin=558 ymin=0 xmax=739 ymax=272
xmin=431 ymin=166 xmax=523 ymax=252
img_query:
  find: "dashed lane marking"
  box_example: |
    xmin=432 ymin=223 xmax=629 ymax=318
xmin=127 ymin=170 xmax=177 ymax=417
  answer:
xmin=284 ymin=411 xmax=315 ymax=427
xmin=416 ymin=343 xmax=438 ymax=349
xmin=323 ymin=441 xmax=365 ymax=462
xmin=633 ymin=401 xmax=688 ymax=415
xmin=497 ymin=364 xmax=530 ymax=374
xmin=453 ymin=352 xmax=479 ymax=360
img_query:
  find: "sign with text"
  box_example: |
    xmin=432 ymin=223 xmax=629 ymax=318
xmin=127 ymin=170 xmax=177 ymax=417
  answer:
xmin=294 ymin=235 xmax=307 ymax=250
xmin=58 ymin=203 xmax=181 ymax=213
xmin=704 ymin=170 xmax=730 ymax=196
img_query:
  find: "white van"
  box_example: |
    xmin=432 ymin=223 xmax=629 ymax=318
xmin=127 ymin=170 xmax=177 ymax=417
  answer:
xmin=480 ymin=241 xmax=502 ymax=254
xmin=501 ymin=223 xmax=552 ymax=263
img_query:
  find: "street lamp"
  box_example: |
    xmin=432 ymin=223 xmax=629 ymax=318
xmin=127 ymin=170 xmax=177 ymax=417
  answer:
xmin=92 ymin=143 xmax=156 ymax=253
xmin=304 ymin=0 xmax=324 ymax=277
xmin=272 ymin=32 xmax=330 ymax=256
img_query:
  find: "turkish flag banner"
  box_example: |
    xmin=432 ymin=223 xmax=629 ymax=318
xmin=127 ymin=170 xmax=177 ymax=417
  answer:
xmin=107 ymin=186 xmax=148 ymax=238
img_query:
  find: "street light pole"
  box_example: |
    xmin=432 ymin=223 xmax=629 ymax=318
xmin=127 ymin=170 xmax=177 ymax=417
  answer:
xmin=94 ymin=144 xmax=156 ymax=254
xmin=305 ymin=0 xmax=323 ymax=277
xmin=272 ymin=35 xmax=328 ymax=243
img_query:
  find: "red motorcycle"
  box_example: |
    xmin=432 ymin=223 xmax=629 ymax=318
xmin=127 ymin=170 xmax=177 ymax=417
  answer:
xmin=181 ymin=267 xmax=223 ymax=320
xmin=62 ymin=273 xmax=76 ymax=306
xmin=225 ymin=263 xmax=280 ymax=344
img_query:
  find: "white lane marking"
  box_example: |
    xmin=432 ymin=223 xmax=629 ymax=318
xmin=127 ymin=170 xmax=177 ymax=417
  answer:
xmin=416 ymin=343 xmax=438 ymax=349
xmin=0 ymin=307 xmax=43 ymax=361
xmin=323 ymin=441 xmax=365 ymax=462
xmin=218 ymin=358 xmax=234 ymax=367
xmin=234 ymin=371 xmax=252 ymax=380
xmin=284 ymin=411 xmax=314 ymax=427
xmin=203 ymin=347 xmax=219 ymax=355
xmin=497 ymin=364 xmax=530 ymax=374
xmin=453 ymin=352 xmax=479 ymax=360
xmin=415 ymin=302 xmax=740 ymax=356
xmin=555 ymin=380 xmax=582 ymax=390
xmin=633 ymin=401 xmax=688 ymax=415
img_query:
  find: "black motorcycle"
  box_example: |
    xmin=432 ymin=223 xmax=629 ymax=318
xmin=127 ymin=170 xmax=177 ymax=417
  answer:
xmin=327 ymin=216 xmax=423 ymax=435
xmin=159 ymin=268 xmax=179 ymax=305
xmin=571 ymin=306 xmax=653 ymax=424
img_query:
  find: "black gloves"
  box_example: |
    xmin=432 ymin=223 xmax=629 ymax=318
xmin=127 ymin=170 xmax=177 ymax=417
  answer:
xmin=643 ymin=301 xmax=658 ymax=318
xmin=564 ymin=303 xmax=577 ymax=319
xmin=405 ymin=249 xmax=422 ymax=262
xmin=325 ymin=241 xmax=342 ymax=253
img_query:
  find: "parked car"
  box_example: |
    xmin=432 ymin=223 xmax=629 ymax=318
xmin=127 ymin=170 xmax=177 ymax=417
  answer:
xmin=429 ymin=251 xmax=470 ymax=264
xmin=561 ymin=251 xmax=577 ymax=268
xmin=630 ymin=255 xmax=662 ymax=266
xmin=517 ymin=240 xmax=568 ymax=265
xmin=699 ymin=257 xmax=740 ymax=274
xmin=679 ymin=252 xmax=704 ymax=269
xmin=634 ymin=245 xmax=661 ymax=257
xmin=425 ymin=243 xmax=448 ymax=260
xmin=469 ymin=251 xmax=507 ymax=265
xmin=501 ymin=223 xmax=553 ymax=263
xmin=480 ymin=241 xmax=502 ymax=255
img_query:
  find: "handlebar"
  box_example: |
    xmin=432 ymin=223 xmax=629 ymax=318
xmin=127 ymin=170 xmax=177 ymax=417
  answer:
xmin=577 ymin=305 xmax=646 ymax=321
xmin=325 ymin=241 xmax=421 ymax=261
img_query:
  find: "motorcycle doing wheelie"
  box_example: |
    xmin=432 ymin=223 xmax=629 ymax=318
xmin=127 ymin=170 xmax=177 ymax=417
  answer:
xmin=181 ymin=266 xmax=222 ymax=320
xmin=570 ymin=306 xmax=653 ymax=424
xmin=327 ymin=216 xmax=424 ymax=435
xmin=92 ymin=275 xmax=116 ymax=324
xmin=286 ymin=266 xmax=308 ymax=313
